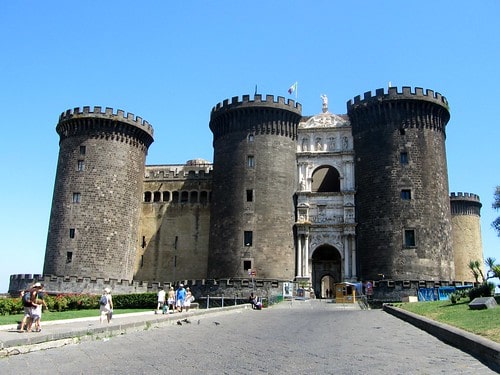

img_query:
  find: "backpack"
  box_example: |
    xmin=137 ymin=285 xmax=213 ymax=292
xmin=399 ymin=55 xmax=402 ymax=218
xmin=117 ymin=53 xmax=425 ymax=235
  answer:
xmin=22 ymin=291 xmax=31 ymax=307
xmin=99 ymin=294 xmax=108 ymax=306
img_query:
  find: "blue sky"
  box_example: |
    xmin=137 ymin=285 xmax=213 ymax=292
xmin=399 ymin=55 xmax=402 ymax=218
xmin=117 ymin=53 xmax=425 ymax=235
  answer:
xmin=1 ymin=1 xmax=498 ymax=293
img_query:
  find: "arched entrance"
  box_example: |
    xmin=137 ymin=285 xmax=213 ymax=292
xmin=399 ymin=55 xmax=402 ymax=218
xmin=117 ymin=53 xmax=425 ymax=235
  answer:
xmin=312 ymin=244 xmax=341 ymax=299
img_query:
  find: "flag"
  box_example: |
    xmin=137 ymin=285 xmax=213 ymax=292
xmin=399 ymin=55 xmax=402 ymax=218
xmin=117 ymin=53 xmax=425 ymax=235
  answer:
xmin=288 ymin=81 xmax=297 ymax=95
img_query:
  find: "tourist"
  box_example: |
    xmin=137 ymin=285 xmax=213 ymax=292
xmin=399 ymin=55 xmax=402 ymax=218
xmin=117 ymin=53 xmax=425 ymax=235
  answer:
xmin=99 ymin=287 xmax=113 ymax=323
xmin=175 ymin=284 xmax=186 ymax=312
xmin=167 ymin=286 xmax=176 ymax=313
xmin=156 ymin=287 xmax=166 ymax=314
xmin=184 ymin=287 xmax=193 ymax=312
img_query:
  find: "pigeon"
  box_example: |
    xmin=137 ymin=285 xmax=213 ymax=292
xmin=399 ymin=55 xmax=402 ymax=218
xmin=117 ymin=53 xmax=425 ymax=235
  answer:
xmin=176 ymin=320 xmax=182 ymax=325
xmin=197 ymin=320 xmax=200 ymax=325
xmin=183 ymin=318 xmax=191 ymax=324
xmin=213 ymin=321 xmax=220 ymax=326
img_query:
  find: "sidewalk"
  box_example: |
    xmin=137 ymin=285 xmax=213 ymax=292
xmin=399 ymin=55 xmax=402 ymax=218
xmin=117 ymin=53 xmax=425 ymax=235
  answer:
xmin=0 ymin=305 xmax=247 ymax=357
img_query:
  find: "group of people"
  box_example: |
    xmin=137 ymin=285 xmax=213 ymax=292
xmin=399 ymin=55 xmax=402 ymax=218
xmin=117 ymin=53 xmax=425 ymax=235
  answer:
xmin=19 ymin=282 xmax=48 ymax=333
xmin=156 ymin=284 xmax=194 ymax=314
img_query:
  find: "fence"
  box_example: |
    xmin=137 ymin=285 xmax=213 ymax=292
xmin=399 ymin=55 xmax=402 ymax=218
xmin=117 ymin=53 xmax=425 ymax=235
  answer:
xmin=197 ymin=295 xmax=283 ymax=309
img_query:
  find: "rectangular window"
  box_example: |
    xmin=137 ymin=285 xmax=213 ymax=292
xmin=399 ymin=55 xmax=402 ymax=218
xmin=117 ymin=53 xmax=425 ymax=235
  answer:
xmin=244 ymin=231 xmax=253 ymax=246
xmin=69 ymin=228 xmax=75 ymax=239
xmin=72 ymin=192 xmax=81 ymax=203
xmin=243 ymin=260 xmax=252 ymax=271
xmin=401 ymin=189 xmax=411 ymax=200
xmin=79 ymin=145 xmax=86 ymax=155
xmin=247 ymin=155 xmax=255 ymax=168
xmin=246 ymin=189 xmax=253 ymax=202
xmin=404 ymin=229 xmax=416 ymax=247
xmin=400 ymin=152 xmax=408 ymax=164
xmin=77 ymin=160 xmax=85 ymax=171
xmin=66 ymin=251 xmax=73 ymax=263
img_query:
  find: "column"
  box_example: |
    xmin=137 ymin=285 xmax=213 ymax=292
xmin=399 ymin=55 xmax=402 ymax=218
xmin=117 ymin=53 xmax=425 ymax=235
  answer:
xmin=304 ymin=234 xmax=310 ymax=277
xmin=344 ymin=235 xmax=350 ymax=279
xmin=351 ymin=237 xmax=357 ymax=279
xmin=297 ymin=234 xmax=302 ymax=277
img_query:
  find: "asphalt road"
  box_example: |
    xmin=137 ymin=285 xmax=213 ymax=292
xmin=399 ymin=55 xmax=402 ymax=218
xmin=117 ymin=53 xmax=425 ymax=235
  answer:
xmin=1 ymin=300 xmax=496 ymax=374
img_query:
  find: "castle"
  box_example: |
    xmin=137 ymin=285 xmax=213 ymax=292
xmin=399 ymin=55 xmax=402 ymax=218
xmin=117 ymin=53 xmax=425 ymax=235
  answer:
xmin=9 ymin=86 xmax=484 ymax=299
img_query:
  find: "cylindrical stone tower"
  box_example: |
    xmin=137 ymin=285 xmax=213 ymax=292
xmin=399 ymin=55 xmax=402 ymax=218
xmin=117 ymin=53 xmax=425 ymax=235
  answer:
xmin=450 ymin=192 xmax=484 ymax=282
xmin=208 ymin=94 xmax=302 ymax=279
xmin=44 ymin=106 xmax=154 ymax=281
xmin=348 ymin=87 xmax=454 ymax=281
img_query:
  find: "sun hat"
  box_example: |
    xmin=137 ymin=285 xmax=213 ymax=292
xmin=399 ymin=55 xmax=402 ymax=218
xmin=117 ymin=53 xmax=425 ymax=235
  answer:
xmin=104 ymin=287 xmax=111 ymax=293
xmin=33 ymin=282 xmax=42 ymax=288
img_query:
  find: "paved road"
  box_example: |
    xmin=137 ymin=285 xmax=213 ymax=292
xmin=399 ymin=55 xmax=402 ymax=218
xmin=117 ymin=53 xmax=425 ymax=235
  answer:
xmin=1 ymin=300 xmax=495 ymax=374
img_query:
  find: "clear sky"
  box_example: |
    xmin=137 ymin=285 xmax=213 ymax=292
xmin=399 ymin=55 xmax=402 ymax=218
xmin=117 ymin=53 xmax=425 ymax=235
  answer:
xmin=1 ymin=1 xmax=498 ymax=293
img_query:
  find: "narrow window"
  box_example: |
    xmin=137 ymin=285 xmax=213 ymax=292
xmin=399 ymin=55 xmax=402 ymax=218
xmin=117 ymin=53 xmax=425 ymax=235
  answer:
xmin=144 ymin=191 xmax=152 ymax=202
xmin=79 ymin=145 xmax=86 ymax=155
xmin=400 ymin=152 xmax=408 ymax=165
xmin=174 ymin=236 xmax=178 ymax=250
xmin=247 ymin=155 xmax=255 ymax=168
xmin=69 ymin=228 xmax=75 ymax=239
xmin=246 ymin=189 xmax=253 ymax=202
xmin=72 ymin=192 xmax=81 ymax=203
xmin=66 ymin=251 xmax=73 ymax=263
xmin=140 ymin=255 xmax=144 ymax=267
xmin=399 ymin=128 xmax=405 ymax=136
xmin=243 ymin=260 xmax=252 ymax=271
xmin=141 ymin=236 xmax=146 ymax=248
xmin=401 ymin=189 xmax=411 ymax=200
xmin=404 ymin=230 xmax=416 ymax=247
xmin=162 ymin=191 xmax=170 ymax=202
xmin=77 ymin=160 xmax=85 ymax=171
xmin=244 ymin=231 xmax=253 ymax=246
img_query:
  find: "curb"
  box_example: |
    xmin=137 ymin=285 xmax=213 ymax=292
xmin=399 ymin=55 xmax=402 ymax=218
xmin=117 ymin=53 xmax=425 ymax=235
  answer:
xmin=383 ymin=304 xmax=500 ymax=372
xmin=0 ymin=305 xmax=247 ymax=357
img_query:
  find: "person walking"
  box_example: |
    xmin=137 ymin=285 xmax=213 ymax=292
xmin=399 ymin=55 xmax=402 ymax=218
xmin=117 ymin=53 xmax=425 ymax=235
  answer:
xmin=175 ymin=284 xmax=186 ymax=312
xmin=167 ymin=286 xmax=176 ymax=313
xmin=99 ymin=287 xmax=113 ymax=324
xmin=156 ymin=287 xmax=166 ymax=314
xmin=184 ymin=287 xmax=193 ymax=312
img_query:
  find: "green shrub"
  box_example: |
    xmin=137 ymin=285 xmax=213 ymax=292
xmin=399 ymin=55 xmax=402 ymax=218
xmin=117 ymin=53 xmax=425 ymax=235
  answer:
xmin=468 ymin=283 xmax=493 ymax=300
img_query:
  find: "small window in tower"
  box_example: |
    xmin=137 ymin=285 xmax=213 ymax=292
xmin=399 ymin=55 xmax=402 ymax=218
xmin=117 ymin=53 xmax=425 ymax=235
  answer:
xmin=144 ymin=191 xmax=152 ymax=202
xmin=69 ymin=228 xmax=75 ymax=239
xmin=248 ymin=134 xmax=254 ymax=142
xmin=79 ymin=145 xmax=86 ymax=155
xmin=72 ymin=192 xmax=81 ymax=204
xmin=77 ymin=160 xmax=85 ymax=171
xmin=404 ymin=229 xmax=416 ymax=247
xmin=401 ymin=189 xmax=412 ymax=200
xmin=140 ymin=255 xmax=144 ymax=267
xmin=153 ymin=191 xmax=161 ymax=202
xmin=399 ymin=128 xmax=405 ymax=136
xmin=247 ymin=155 xmax=255 ymax=168
xmin=246 ymin=189 xmax=253 ymax=202
xmin=66 ymin=251 xmax=73 ymax=263
xmin=400 ymin=152 xmax=408 ymax=165
xmin=141 ymin=236 xmax=146 ymax=248
xmin=244 ymin=231 xmax=253 ymax=246
xmin=243 ymin=260 xmax=252 ymax=271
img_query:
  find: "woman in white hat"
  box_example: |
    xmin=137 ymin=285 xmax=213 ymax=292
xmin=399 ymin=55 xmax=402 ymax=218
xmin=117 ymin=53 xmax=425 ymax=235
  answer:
xmin=99 ymin=287 xmax=113 ymax=323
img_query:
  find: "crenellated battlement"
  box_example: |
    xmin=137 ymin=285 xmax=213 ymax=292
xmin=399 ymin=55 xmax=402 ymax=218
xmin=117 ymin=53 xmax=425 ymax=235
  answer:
xmin=450 ymin=192 xmax=481 ymax=202
xmin=347 ymin=86 xmax=448 ymax=110
xmin=211 ymin=94 xmax=302 ymax=115
xmin=145 ymin=163 xmax=213 ymax=180
xmin=58 ymin=106 xmax=154 ymax=137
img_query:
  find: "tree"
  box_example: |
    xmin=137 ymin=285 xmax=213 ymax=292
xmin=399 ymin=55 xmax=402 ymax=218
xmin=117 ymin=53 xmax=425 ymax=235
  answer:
xmin=493 ymin=186 xmax=500 ymax=236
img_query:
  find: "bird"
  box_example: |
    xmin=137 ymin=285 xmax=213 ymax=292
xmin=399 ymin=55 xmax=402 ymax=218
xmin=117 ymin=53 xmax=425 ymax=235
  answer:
xmin=183 ymin=318 xmax=191 ymax=324
xmin=197 ymin=319 xmax=200 ymax=325
xmin=213 ymin=321 xmax=220 ymax=326
xmin=176 ymin=320 xmax=182 ymax=325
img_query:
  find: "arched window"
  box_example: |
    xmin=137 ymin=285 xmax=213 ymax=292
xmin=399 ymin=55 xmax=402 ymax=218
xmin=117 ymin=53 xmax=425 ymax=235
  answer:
xmin=153 ymin=191 xmax=161 ymax=202
xmin=144 ymin=191 xmax=152 ymax=202
xmin=190 ymin=191 xmax=198 ymax=203
xmin=200 ymin=191 xmax=208 ymax=204
xmin=162 ymin=191 xmax=170 ymax=202
xmin=172 ymin=191 xmax=179 ymax=203
xmin=311 ymin=166 xmax=340 ymax=192
xmin=181 ymin=191 xmax=189 ymax=203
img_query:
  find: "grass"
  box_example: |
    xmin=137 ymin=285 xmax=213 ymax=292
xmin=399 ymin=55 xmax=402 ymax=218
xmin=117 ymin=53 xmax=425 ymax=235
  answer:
xmin=0 ymin=308 xmax=151 ymax=327
xmin=394 ymin=300 xmax=500 ymax=343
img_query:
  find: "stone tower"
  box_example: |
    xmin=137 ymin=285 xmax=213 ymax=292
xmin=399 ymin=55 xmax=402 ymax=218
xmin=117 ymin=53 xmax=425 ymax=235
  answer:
xmin=44 ymin=106 xmax=154 ymax=281
xmin=450 ymin=192 xmax=484 ymax=282
xmin=208 ymin=94 xmax=302 ymax=279
xmin=348 ymin=87 xmax=454 ymax=281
